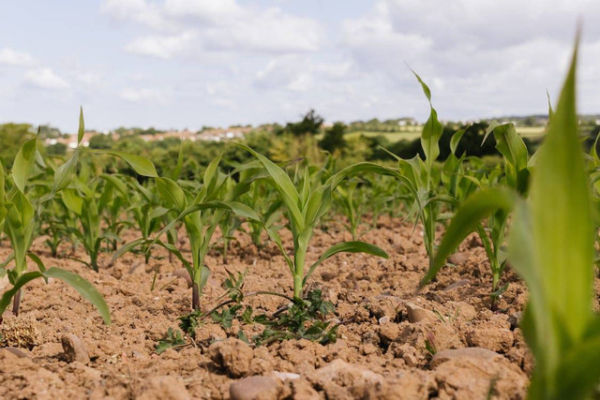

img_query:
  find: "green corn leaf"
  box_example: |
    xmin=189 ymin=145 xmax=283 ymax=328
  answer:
xmin=43 ymin=267 xmax=111 ymax=325
xmin=508 ymin=33 xmax=596 ymax=400
xmin=0 ymin=163 xmax=4 ymax=204
xmin=546 ymin=90 xmax=554 ymax=119
xmin=100 ymin=174 xmax=128 ymax=195
xmin=196 ymin=265 xmax=210 ymax=292
xmin=11 ymin=139 xmax=37 ymax=192
xmin=421 ymin=107 xmax=443 ymax=165
xmin=203 ymin=154 xmax=222 ymax=194
xmin=528 ymin=36 xmax=591 ymax=344
xmin=411 ymin=71 xmax=443 ymax=165
xmin=61 ymin=189 xmax=83 ymax=215
xmin=220 ymin=201 xmax=261 ymax=221
xmin=303 ymin=241 xmax=388 ymax=285
xmin=77 ymin=106 xmax=85 ymax=145
xmin=156 ymin=177 xmax=186 ymax=210
xmin=235 ymin=143 xmax=303 ymax=229
xmin=326 ymin=162 xmax=401 ymax=189
xmin=0 ymin=271 xmax=44 ymax=315
xmin=171 ymin=142 xmax=184 ymax=180
xmin=412 ymin=69 xmax=432 ymax=102
xmin=9 ymin=188 xmax=34 ymax=227
xmin=111 ymin=238 xmax=147 ymax=264
xmin=27 ymin=252 xmax=46 ymax=273
xmin=450 ymin=129 xmax=466 ymax=155
xmin=551 ymin=333 xmax=600 ymax=400
xmin=107 ymin=151 xmax=158 ymax=177
xmin=148 ymin=206 xmax=169 ymax=220
xmin=53 ymin=149 xmax=79 ymax=192
xmin=265 ymin=225 xmax=294 ymax=273
xmin=421 ymin=187 xmax=515 ymax=287
xmin=490 ymin=124 xmax=529 ymax=172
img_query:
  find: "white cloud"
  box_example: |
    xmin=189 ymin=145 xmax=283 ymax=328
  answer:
xmin=74 ymin=71 xmax=102 ymax=86
xmin=119 ymin=87 xmax=167 ymax=103
xmin=125 ymin=31 xmax=196 ymax=59
xmin=336 ymin=0 xmax=600 ymax=121
xmin=101 ymin=0 xmax=169 ymax=30
xmin=164 ymin=0 xmax=242 ymax=21
xmin=102 ymin=0 xmax=322 ymax=57
xmin=24 ymin=68 xmax=70 ymax=90
xmin=0 ymin=48 xmax=35 ymax=66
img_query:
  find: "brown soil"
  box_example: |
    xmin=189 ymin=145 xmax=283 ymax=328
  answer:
xmin=0 ymin=217 xmax=536 ymax=399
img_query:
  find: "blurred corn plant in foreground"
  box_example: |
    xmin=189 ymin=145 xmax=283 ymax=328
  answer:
xmin=426 ymin=33 xmax=600 ymax=399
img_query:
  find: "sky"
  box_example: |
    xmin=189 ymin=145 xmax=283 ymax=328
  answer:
xmin=1 ymin=0 xmax=599 ymax=133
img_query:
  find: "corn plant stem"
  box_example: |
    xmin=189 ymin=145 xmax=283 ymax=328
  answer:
xmin=192 ymin=284 xmax=200 ymax=310
xmin=424 ymin=205 xmax=436 ymax=269
xmin=12 ymin=289 xmax=22 ymax=316
xmin=293 ymin=245 xmax=308 ymax=299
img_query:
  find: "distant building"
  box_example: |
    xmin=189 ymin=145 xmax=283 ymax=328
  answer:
xmin=43 ymin=126 xmax=253 ymax=148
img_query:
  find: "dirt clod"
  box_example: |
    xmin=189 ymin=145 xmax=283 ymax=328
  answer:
xmin=138 ymin=375 xmax=191 ymax=400
xmin=431 ymin=347 xmax=502 ymax=368
xmin=406 ymin=302 xmax=436 ymax=323
xmin=308 ymin=359 xmax=383 ymax=398
xmin=229 ymin=376 xmax=282 ymax=400
xmin=0 ymin=315 xmax=41 ymax=348
xmin=209 ymin=338 xmax=254 ymax=378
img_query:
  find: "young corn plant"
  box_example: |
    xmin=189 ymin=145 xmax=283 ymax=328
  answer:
xmin=334 ymin=178 xmax=364 ymax=240
xmin=481 ymin=123 xmax=529 ymax=304
xmin=59 ymin=109 xmax=159 ymax=271
xmin=0 ymin=134 xmax=110 ymax=324
xmin=382 ymin=72 xmax=454 ymax=272
xmin=218 ymin=178 xmax=242 ymax=264
xmin=62 ymin=167 xmax=129 ymax=271
xmin=150 ymin=155 xmax=260 ymax=310
xmin=428 ymin=35 xmax=600 ymax=399
xmin=421 ymin=123 xmax=530 ymax=305
xmin=237 ymin=144 xmax=391 ymax=300
xmin=114 ymin=179 xmax=169 ymax=266
xmin=40 ymin=198 xmax=71 ymax=257
xmin=239 ymin=176 xmax=283 ymax=251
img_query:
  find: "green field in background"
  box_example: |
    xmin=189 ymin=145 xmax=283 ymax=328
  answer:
xmin=346 ymin=125 xmax=546 ymax=142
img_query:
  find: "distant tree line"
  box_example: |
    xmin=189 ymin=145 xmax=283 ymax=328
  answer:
xmin=2 ymin=110 xmax=600 ymax=176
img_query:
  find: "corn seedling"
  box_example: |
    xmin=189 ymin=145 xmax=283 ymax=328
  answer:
xmin=149 ymin=155 xmax=260 ymax=310
xmin=382 ymin=73 xmax=455 ymax=272
xmin=237 ymin=144 xmax=390 ymax=300
xmin=115 ymin=179 xmax=170 ymax=266
xmin=0 ymin=131 xmax=110 ymax=323
xmin=428 ymin=35 xmax=600 ymax=399
xmin=334 ymin=178 xmax=365 ymax=240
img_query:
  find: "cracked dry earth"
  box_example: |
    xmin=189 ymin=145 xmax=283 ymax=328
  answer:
xmin=0 ymin=217 xmax=542 ymax=399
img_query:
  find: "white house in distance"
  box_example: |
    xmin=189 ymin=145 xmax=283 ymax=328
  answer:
xmin=43 ymin=127 xmax=252 ymax=148
xmin=47 ymin=132 xmax=100 ymax=148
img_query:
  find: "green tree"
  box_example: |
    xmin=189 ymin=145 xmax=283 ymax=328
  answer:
xmin=319 ymin=122 xmax=347 ymax=153
xmin=46 ymin=142 xmax=67 ymax=156
xmin=89 ymin=134 xmax=114 ymax=150
xmin=282 ymin=109 xmax=324 ymax=137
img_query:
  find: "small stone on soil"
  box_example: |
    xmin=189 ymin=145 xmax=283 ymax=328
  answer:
xmin=61 ymin=334 xmax=90 ymax=364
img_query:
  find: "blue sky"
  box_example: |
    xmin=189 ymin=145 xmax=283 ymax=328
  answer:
xmin=0 ymin=0 xmax=599 ymax=132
